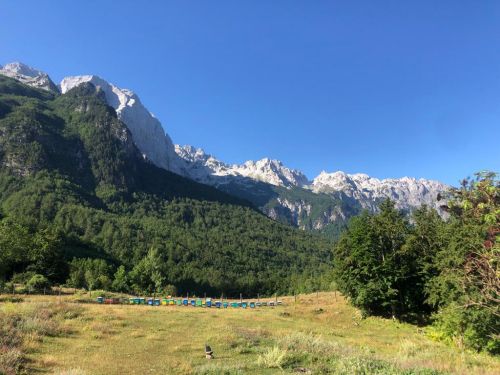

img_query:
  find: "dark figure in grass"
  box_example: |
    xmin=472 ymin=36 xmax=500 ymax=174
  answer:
xmin=205 ymin=344 xmax=214 ymax=359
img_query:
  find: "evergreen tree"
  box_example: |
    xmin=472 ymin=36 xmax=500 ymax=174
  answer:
xmin=333 ymin=200 xmax=427 ymax=319
xmin=112 ymin=265 xmax=129 ymax=292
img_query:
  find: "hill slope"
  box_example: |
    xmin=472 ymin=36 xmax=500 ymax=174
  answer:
xmin=1 ymin=62 xmax=447 ymax=239
xmin=0 ymin=75 xmax=332 ymax=295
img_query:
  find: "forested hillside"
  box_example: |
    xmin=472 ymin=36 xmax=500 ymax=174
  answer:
xmin=0 ymin=76 xmax=333 ymax=296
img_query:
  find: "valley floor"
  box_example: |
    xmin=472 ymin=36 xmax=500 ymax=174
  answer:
xmin=1 ymin=292 xmax=498 ymax=374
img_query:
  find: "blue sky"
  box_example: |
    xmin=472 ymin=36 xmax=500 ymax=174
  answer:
xmin=1 ymin=1 xmax=499 ymax=185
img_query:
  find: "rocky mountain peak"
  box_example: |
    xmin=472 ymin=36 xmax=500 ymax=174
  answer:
xmin=59 ymin=74 xmax=182 ymax=173
xmin=235 ymin=158 xmax=309 ymax=188
xmin=0 ymin=62 xmax=59 ymax=92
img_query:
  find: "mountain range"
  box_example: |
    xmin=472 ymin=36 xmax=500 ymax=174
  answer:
xmin=0 ymin=71 xmax=335 ymax=294
xmin=0 ymin=62 xmax=448 ymax=236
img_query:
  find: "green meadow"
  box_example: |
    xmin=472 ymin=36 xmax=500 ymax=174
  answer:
xmin=1 ymin=292 xmax=498 ymax=374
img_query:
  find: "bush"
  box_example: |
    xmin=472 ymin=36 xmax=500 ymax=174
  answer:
xmin=4 ymin=282 xmax=14 ymax=294
xmin=432 ymin=303 xmax=500 ymax=355
xmin=257 ymin=346 xmax=290 ymax=369
xmin=11 ymin=271 xmax=35 ymax=284
xmin=26 ymin=274 xmax=51 ymax=292
xmin=162 ymin=284 xmax=177 ymax=296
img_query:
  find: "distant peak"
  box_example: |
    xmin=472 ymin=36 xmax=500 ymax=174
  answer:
xmin=2 ymin=62 xmax=45 ymax=78
xmin=0 ymin=62 xmax=58 ymax=93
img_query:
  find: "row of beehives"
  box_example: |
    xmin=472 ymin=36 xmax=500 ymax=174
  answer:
xmin=96 ymin=296 xmax=283 ymax=308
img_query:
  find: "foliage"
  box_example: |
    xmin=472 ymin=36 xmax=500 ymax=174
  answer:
xmin=428 ymin=171 xmax=499 ymax=354
xmin=111 ymin=265 xmax=128 ymax=292
xmin=333 ymin=172 xmax=499 ymax=353
xmin=26 ymin=274 xmax=51 ymax=292
xmin=257 ymin=346 xmax=290 ymax=369
xmin=0 ymin=75 xmax=332 ymax=297
xmin=333 ymin=200 xmax=428 ymax=318
xmin=67 ymin=258 xmax=112 ymax=291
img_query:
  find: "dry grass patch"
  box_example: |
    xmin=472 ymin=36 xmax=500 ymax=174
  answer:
xmin=0 ymin=301 xmax=82 ymax=374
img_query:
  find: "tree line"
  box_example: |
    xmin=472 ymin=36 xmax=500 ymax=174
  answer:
xmin=333 ymin=172 xmax=499 ymax=354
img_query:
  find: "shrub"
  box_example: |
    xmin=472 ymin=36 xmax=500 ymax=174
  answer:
xmin=257 ymin=346 xmax=289 ymax=369
xmin=4 ymin=281 xmax=14 ymax=293
xmin=26 ymin=274 xmax=51 ymax=292
xmin=11 ymin=271 xmax=35 ymax=284
xmin=162 ymin=284 xmax=177 ymax=296
xmin=432 ymin=303 xmax=500 ymax=355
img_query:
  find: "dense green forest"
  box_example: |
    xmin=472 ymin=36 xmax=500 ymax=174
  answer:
xmin=333 ymin=172 xmax=499 ymax=354
xmin=214 ymin=178 xmax=359 ymax=239
xmin=0 ymin=76 xmax=333 ymax=297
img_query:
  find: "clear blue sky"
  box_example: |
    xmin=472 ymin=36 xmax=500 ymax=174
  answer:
xmin=1 ymin=1 xmax=499 ymax=185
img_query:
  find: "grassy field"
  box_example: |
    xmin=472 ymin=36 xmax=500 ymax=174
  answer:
xmin=0 ymin=292 xmax=498 ymax=374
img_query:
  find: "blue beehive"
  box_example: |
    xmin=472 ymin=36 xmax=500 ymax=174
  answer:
xmin=190 ymin=299 xmax=196 ymax=306
xmin=183 ymin=299 xmax=188 ymax=306
xmin=249 ymin=302 xmax=255 ymax=308
xmin=97 ymin=296 xmax=104 ymax=304
xmin=215 ymin=301 xmax=222 ymax=308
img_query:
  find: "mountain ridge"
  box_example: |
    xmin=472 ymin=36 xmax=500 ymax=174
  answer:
xmin=0 ymin=62 xmax=449 ymax=234
xmin=0 ymin=74 xmax=332 ymax=295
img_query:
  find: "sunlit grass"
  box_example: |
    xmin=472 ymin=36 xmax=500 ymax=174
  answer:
xmin=1 ymin=292 xmax=498 ymax=374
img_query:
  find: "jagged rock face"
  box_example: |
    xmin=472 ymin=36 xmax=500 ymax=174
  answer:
xmin=311 ymin=171 xmax=447 ymax=213
xmin=0 ymin=62 xmax=59 ymax=92
xmin=174 ymin=145 xmax=240 ymax=183
xmin=175 ymin=146 xmax=449 ymax=231
xmin=60 ymin=75 xmax=181 ymax=173
xmin=234 ymin=159 xmax=309 ymax=188
xmin=175 ymin=145 xmax=308 ymax=188
xmin=265 ymin=198 xmax=312 ymax=229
